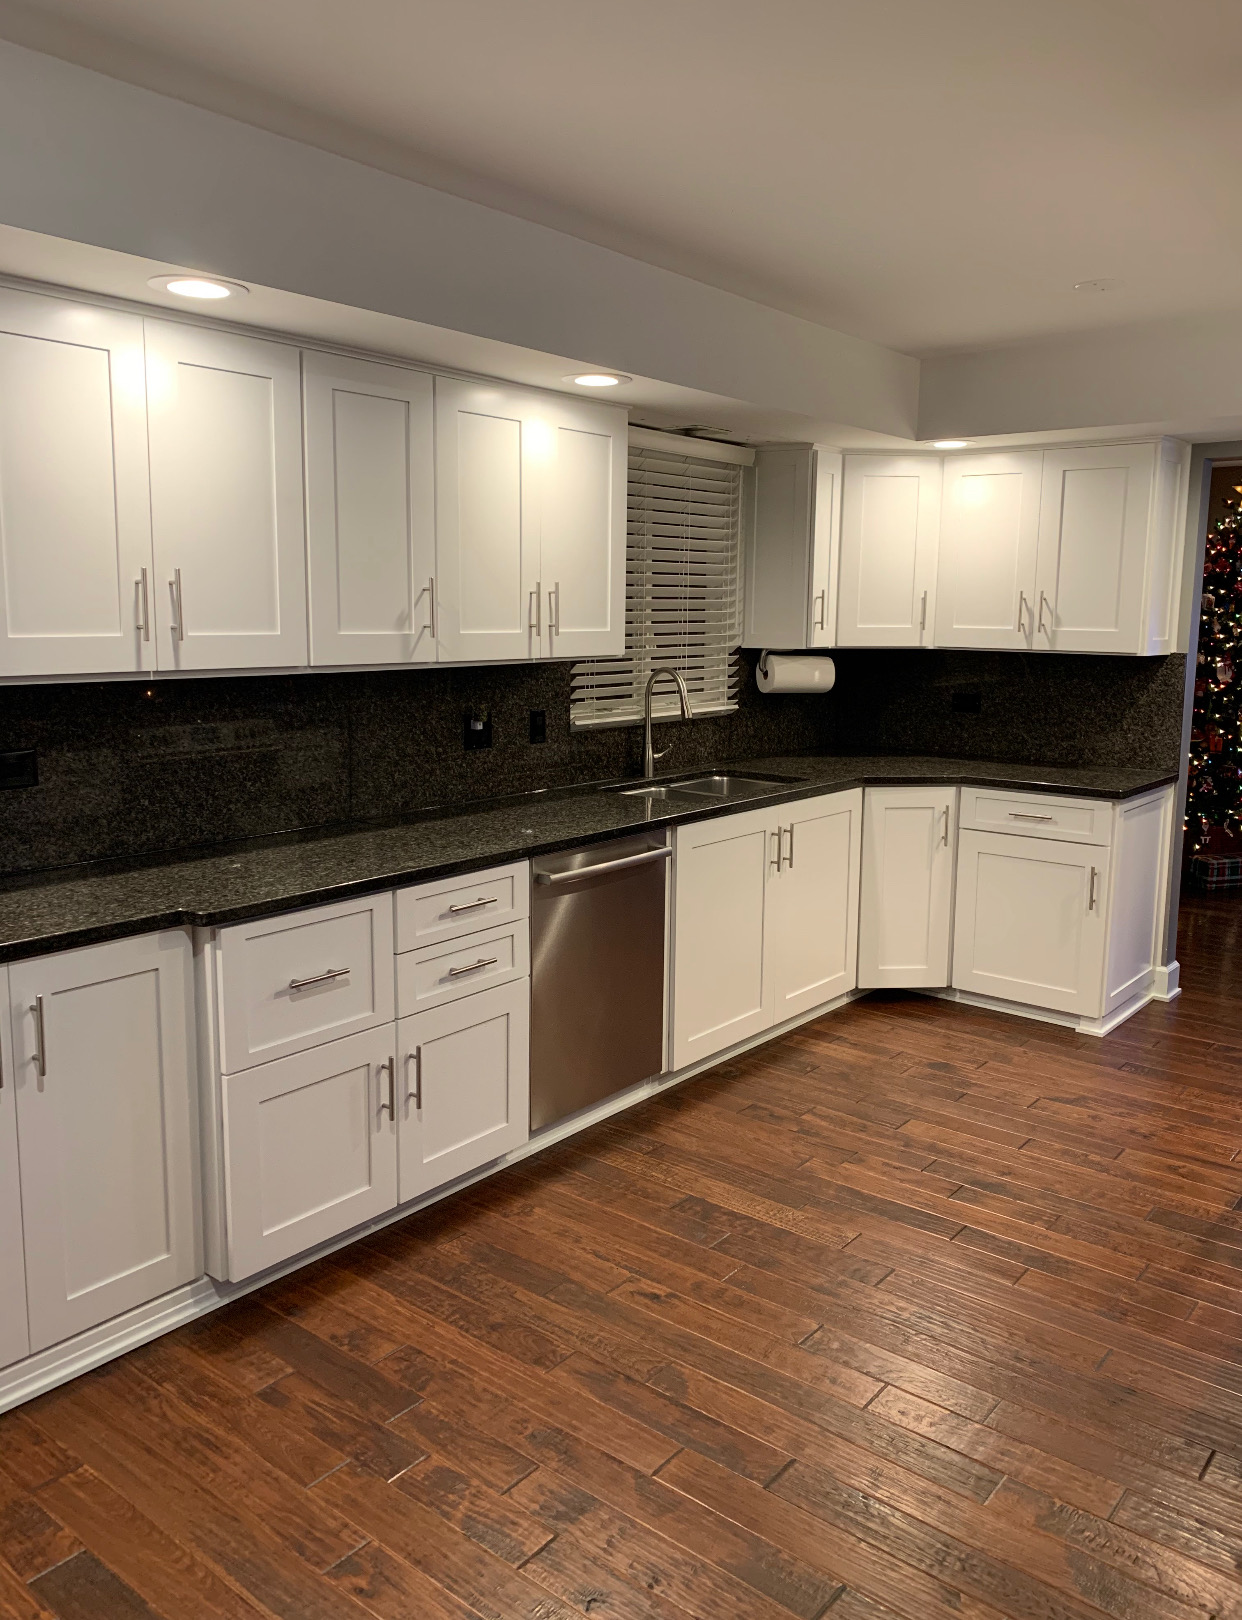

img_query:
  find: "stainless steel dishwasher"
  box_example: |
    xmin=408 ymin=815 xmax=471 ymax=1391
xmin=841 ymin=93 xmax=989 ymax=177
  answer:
xmin=530 ymin=832 xmax=670 ymax=1131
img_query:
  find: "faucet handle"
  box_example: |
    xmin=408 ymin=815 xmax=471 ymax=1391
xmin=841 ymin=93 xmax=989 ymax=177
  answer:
xmin=653 ymin=743 xmax=673 ymax=763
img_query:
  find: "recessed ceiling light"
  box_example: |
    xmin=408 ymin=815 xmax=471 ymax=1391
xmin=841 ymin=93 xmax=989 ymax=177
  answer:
xmin=566 ymin=371 xmax=631 ymax=388
xmin=932 ymin=439 xmax=972 ymax=450
xmin=1073 ymin=277 xmax=1121 ymax=294
xmin=147 ymin=274 xmax=249 ymax=300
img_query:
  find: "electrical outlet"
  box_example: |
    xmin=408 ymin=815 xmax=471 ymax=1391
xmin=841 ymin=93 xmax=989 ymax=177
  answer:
xmin=951 ymin=690 xmax=982 ymax=715
xmin=529 ymin=709 xmax=547 ymax=743
xmin=463 ymin=711 xmax=493 ymax=750
xmin=0 ymin=747 xmax=37 ymax=788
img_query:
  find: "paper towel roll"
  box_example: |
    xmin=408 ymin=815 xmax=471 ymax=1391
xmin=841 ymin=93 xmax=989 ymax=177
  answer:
xmin=756 ymin=653 xmax=836 ymax=694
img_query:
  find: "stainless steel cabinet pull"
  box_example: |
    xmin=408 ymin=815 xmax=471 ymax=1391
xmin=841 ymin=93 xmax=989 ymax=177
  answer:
xmin=410 ymin=1046 xmax=423 ymax=1110
xmin=770 ymin=829 xmax=784 ymax=872
xmin=137 ymin=568 xmax=151 ymax=641
xmin=31 ymin=996 xmax=46 ymax=1080
xmin=813 ymin=589 xmax=826 ymax=631
xmin=447 ymin=956 xmax=498 ymax=978
xmin=377 ymin=1057 xmax=395 ymax=1120
xmin=426 ymin=576 xmax=437 ymax=639
xmin=549 ymin=582 xmax=561 ymax=636
xmin=170 ymin=568 xmax=185 ymax=642
xmin=529 ymin=579 xmax=542 ymax=638
xmin=1017 ymin=591 xmax=1031 ymax=636
xmin=535 ymin=847 xmax=672 ymax=884
xmin=447 ymin=896 xmax=498 ymax=914
xmin=288 ymin=966 xmax=350 ymax=991
xmin=1008 ymin=812 xmax=1054 ymax=823
xmin=940 ymin=806 xmax=950 ymax=846
xmin=1088 ymin=866 xmax=1099 ymax=911
xmin=1038 ymin=591 xmax=1051 ymax=637
xmin=784 ymin=823 xmax=795 ymax=869
xmin=919 ymin=589 xmax=928 ymax=641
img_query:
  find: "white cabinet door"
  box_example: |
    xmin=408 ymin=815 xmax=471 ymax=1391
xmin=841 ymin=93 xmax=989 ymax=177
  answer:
xmin=222 ymin=1025 xmax=398 ymax=1280
xmin=953 ymin=831 xmax=1108 ymax=1016
xmin=397 ymin=979 xmax=529 ymax=1203
xmin=859 ymin=786 xmax=957 ymax=989
xmin=934 ymin=452 xmax=1042 ymax=649
xmin=671 ymin=806 xmax=773 ymax=1069
xmin=745 ymin=446 xmax=841 ymax=650
xmin=0 ymin=290 xmax=153 ymax=677
xmin=538 ymin=394 xmax=627 ymax=658
xmin=146 ymin=321 xmax=307 ymax=670
xmin=304 ymin=352 xmax=436 ymax=666
xmin=1034 ymin=443 xmax=1154 ymax=654
xmin=766 ymin=789 xmax=862 ymax=1018
xmin=0 ymin=977 xmax=30 ymax=1370
xmin=838 ymin=456 xmax=941 ymax=647
xmin=434 ymin=378 xmax=541 ymax=661
xmin=8 ymin=932 xmax=197 ymax=1351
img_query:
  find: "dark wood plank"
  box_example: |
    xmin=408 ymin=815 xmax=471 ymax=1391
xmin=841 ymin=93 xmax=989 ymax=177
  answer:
xmin=29 ymin=1551 xmax=166 ymax=1620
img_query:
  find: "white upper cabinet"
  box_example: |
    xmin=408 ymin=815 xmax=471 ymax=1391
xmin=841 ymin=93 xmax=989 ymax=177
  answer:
xmin=0 ymin=985 xmax=30 ymax=1371
xmin=0 ymin=290 xmax=154 ymax=678
xmin=934 ymin=452 xmax=1042 ymax=650
xmin=304 ymin=352 xmax=436 ymax=666
xmin=8 ymin=932 xmax=198 ymax=1352
xmin=537 ymin=393 xmax=627 ymax=658
xmin=744 ymin=446 xmax=841 ymax=649
xmin=434 ymin=378 xmax=625 ymax=662
xmin=1034 ymin=440 xmax=1186 ymax=655
xmin=837 ymin=456 xmax=941 ymax=647
xmin=146 ymin=322 xmax=307 ymax=671
xmin=858 ymin=785 xmax=957 ymax=988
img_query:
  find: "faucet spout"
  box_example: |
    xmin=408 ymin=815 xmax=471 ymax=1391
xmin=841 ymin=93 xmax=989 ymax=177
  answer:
xmin=642 ymin=668 xmax=694 ymax=779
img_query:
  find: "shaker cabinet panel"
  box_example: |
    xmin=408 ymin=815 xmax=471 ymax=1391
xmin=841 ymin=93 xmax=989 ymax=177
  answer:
xmin=859 ymin=786 xmax=957 ymax=989
xmin=953 ymin=830 xmax=1108 ymax=1016
xmin=222 ymin=1026 xmax=398 ymax=1280
xmin=766 ymin=789 xmax=861 ymax=1017
xmin=1034 ymin=443 xmax=1154 ymax=654
xmin=671 ymin=807 xmax=773 ymax=1069
xmin=304 ymin=352 xmax=436 ymax=666
xmin=8 ymin=932 xmax=197 ymax=1351
xmin=837 ymin=456 xmax=941 ymax=646
xmin=397 ymin=980 xmax=529 ymax=1203
xmin=0 ymin=985 xmax=29 ymax=1370
xmin=934 ymin=452 xmax=1042 ymax=649
xmin=744 ymin=445 xmax=842 ymax=650
xmin=0 ymin=290 xmax=153 ymax=678
xmin=146 ymin=322 xmax=307 ymax=670
xmin=538 ymin=396 xmax=627 ymax=658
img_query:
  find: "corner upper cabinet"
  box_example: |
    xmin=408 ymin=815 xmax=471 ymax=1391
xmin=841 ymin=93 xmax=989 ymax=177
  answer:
xmin=304 ymin=352 xmax=436 ymax=666
xmin=744 ymin=446 xmax=842 ymax=648
xmin=0 ymin=290 xmax=154 ymax=678
xmin=145 ymin=321 xmax=308 ymax=671
xmin=1034 ymin=439 xmax=1187 ymax=655
xmin=837 ymin=456 xmax=941 ymax=647
xmin=934 ymin=453 xmax=1042 ymax=650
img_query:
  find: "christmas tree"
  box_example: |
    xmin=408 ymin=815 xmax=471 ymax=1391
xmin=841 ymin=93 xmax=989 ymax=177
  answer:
xmin=1187 ymin=489 xmax=1242 ymax=853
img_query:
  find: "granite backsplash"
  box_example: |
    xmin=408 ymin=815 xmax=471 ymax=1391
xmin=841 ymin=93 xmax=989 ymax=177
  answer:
xmin=0 ymin=649 xmax=1186 ymax=877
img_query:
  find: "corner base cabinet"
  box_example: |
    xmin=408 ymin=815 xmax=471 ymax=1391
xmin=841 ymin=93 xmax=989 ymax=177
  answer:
xmin=859 ymin=785 xmax=957 ymax=989
xmin=671 ymin=789 xmax=862 ymax=1070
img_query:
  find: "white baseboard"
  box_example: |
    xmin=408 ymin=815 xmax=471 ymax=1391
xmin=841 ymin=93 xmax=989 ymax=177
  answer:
xmin=0 ymin=986 xmax=864 ymax=1414
xmin=1153 ymin=961 xmax=1181 ymax=1000
xmin=921 ymin=984 xmax=1158 ymax=1037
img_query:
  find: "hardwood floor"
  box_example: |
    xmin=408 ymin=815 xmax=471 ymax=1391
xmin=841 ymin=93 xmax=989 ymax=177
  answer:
xmin=4 ymin=892 xmax=1242 ymax=1620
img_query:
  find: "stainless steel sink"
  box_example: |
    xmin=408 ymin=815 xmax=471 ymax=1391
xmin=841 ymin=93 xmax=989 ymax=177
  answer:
xmin=616 ymin=783 xmax=697 ymax=800
xmin=670 ymin=774 xmax=794 ymax=799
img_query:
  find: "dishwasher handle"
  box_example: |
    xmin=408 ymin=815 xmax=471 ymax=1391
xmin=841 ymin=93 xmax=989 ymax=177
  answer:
xmin=535 ymin=847 xmax=672 ymax=885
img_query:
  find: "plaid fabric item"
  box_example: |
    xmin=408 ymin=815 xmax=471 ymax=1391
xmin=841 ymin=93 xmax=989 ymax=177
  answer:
xmin=1188 ymin=853 xmax=1242 ymax=890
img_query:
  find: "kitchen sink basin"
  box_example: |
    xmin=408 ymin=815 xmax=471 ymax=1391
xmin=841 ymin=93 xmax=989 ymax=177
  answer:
xmin=670 ymin=774 xmax=796 ymax=799
xmin=616 ymin=783 xmax=698 ymax=800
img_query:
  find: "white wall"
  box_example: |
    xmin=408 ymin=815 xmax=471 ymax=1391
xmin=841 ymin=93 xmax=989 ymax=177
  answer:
xmin=0 ymin=39 xmax=918 ymax=440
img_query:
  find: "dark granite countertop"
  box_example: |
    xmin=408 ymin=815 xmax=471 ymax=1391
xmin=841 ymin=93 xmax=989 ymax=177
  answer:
xmin=0 ymin=754 xmax=1178 ymax=964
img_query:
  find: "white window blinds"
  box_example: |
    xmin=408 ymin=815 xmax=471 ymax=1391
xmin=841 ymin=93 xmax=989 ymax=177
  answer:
xmin=570 ymin=444 xmax=744 ymax=729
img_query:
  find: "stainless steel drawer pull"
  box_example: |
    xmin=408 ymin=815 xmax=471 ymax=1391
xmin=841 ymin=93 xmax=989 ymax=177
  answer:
xmin=535 ymin=847 xmax=672 ymax=884
xmin=31 ymin=995 xmax=46 ymax=1080
xmin=447 ymin=956 xmax=499 ymax=978
xmin=447 ymin=896 xmax=499 ymax=914
xmin=1008 ymin=812 xmax=1054 ymax=822
xmin=288 ymin=967 xmax=350 ymax=991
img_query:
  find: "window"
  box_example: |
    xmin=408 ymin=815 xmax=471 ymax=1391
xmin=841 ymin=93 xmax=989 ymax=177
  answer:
xmin=570 ymin=441 xmax=745 ymax=728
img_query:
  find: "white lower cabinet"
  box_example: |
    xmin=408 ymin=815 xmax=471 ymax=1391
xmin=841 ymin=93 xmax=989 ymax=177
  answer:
xmin=0 ymin=987 xmax=30 ymax=1370
xmin=397 ymin=980 xmax=530 ymax=1203
xmin=221 ymin=1025 xmax=398 ymax=1281
xmin=953 ymin=830 xmax=1110 ymax=1016
xmin=7 ymin=933 xmax=198 ymax=1352
xmin=671 ymin=790 xmax=862 ymax=1070
xmin=859 ymin=786 xmax=957 ymax=989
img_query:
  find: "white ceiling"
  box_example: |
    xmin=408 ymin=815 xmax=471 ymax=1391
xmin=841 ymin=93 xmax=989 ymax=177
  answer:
xmin=2 ymin=0 xmax=1240 ymax=358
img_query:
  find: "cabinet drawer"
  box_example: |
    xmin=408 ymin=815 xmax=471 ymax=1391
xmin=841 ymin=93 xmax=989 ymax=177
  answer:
xmin=395 ymin=861 xmax=530 ymax=952
xmin=218 ymin=893 xmax=395 ymax=1073
xmin=958 ymin=788 xmax=1113 ymax=846
xmin=396 ymin=920 xmax=529 ymax=1015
